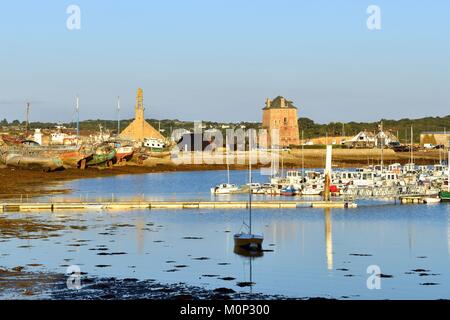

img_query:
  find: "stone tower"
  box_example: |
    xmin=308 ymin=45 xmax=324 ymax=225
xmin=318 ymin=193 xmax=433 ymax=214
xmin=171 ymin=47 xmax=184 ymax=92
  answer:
xmin=120 ymin=88 xmax=165 ymax=142
xmin=262 ymin=96 xmax=300 ymax=147
xmin=135 ymin=88 xmax=145 ymax=123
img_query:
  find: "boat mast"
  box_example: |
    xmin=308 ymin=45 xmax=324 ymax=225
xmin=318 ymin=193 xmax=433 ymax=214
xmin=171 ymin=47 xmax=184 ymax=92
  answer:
xmin=117 ymin=96 xmax=121 ymax=135
xmin=248 ymin=130 xmax=253 ymax=235
xmin=25 ymin=102 xmax=30 ymax=137
xmin=76 ymin=95 xmax=80 ymax=137
xmin=226 ymin=136 xmax=230 ymax=185
xmin=380 ymin=122 xmax=384 ymax=171
xmin=410 ymin=125 xmax=413 ymax=164
xmin=302 ymin=130 xmax=305 ymax=178
xmin=448 ymin=150 xmax=450 ymax=192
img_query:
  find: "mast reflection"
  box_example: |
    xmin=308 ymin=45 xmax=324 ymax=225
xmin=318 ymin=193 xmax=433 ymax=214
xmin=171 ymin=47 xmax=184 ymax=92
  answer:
xmin=324 ymin=208 xmax=333 ymax=270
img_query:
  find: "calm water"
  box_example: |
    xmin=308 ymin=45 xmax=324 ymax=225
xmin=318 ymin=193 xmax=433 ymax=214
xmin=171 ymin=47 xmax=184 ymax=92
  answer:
xmin=2 ymin=170 xmax=450 ymax=299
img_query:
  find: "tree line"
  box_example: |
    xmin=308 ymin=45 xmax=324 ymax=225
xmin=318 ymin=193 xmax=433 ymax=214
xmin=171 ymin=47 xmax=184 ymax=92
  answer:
xmin=3 ymin=115 xmax=450 ymax=143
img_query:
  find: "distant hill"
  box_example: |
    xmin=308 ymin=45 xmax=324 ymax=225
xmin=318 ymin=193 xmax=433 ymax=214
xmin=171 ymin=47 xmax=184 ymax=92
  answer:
xmin=3 ymin=115 xmax=450 ymax=143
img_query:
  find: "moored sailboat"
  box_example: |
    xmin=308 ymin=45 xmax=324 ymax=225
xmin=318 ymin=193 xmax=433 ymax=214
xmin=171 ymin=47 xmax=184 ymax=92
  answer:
xmin=234 ymin=131 xmax=264 ymax=251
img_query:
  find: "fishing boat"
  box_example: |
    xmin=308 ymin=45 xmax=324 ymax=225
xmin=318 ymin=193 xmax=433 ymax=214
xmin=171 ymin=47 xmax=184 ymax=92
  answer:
xmin=86 ymin=146 xmax=116 ymax=167
xmin=439 ymin=191 xmax=450 ymax=202
xmin=59 ymin=148 xmax=93 ymax=168
xmin=115 ymin=146 xmax=134 ymax=163
xmin=1 ymin=135 xmax=24 ymax=146
xmin=4 ymin=153 xmax=63 ymax=172
xmin=234 ymin=132 xmax=264 ymax=251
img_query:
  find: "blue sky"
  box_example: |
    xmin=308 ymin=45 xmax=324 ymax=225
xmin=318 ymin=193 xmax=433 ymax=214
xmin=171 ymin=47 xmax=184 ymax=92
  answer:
xmin=0 ymin=0 xmax=449 ymax=124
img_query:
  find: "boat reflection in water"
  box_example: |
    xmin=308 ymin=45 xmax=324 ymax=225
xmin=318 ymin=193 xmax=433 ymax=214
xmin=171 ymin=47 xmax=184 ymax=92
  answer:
xmin=234 ymin=246 xmax=264 ymax=258
xmin=234 ymin=246 xmax=264 ymax=292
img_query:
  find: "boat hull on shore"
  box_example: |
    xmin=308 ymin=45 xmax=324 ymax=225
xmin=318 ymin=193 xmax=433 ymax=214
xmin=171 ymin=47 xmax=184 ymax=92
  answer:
xmin=59 ymin=150 xmax=93 ymax=168
xmin=439 ymin=191 xmax=450 ymax=202
xmin=4 ymin=154 xmax=63 ymax=172
xmin=114 ymin=147 xmax=134 ymax=163
xmin=86 ymin=150 xmax=116 ymax=167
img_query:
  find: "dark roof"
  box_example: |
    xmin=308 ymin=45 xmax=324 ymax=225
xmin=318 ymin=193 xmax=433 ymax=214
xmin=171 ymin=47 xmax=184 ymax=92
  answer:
xmin=263 ymin=96 xmax=297 ymax=110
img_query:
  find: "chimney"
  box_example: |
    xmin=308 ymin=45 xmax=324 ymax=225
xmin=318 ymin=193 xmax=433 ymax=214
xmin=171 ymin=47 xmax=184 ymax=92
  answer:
xmin=280 ymin=97 xmax=286 ymax=108
xmin=265 ymin=98 xmax=272 ymax=109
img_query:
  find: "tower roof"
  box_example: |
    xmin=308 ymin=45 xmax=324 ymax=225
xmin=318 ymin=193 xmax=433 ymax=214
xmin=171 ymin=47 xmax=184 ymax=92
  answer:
xmin=263 ymin=96 xmax=297 ymax=110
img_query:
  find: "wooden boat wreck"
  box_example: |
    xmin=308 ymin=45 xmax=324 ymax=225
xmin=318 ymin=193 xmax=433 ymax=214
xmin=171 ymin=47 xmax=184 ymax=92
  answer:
xmin=58 ymin=147 xmax=93 ymax=169
xmin=114 ymin=146 xmax=134 ymax=164
xmin=2 ymin=152 xmax=64 ymax=172
xmin=86 ymin=145 xmax=116 ymax=167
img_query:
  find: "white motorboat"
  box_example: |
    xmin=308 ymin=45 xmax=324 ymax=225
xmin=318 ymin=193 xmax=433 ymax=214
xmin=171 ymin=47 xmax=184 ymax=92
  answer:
xmin=302 ymin=184 xmax=323 ymax=196
xmin=211 ymin=183 xmax=239 ymax=194
xmin=423 ymin=197 xmax=441 ymax=204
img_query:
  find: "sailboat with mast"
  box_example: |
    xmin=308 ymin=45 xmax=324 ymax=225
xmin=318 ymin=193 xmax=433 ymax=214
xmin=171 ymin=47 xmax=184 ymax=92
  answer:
xmin=211 ymin=140 xmax=239 ymax=194
xmin=234 ymin=131 xmax=264 ymax=251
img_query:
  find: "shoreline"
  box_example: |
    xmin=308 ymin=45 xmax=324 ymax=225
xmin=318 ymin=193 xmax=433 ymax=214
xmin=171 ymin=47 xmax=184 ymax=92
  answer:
xmin=0 ymin=267 xmax=286 ymax=300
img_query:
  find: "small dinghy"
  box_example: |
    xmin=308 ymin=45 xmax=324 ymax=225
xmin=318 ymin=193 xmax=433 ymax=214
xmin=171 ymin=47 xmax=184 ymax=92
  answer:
xmin=423 ymin=197 xmax=441 ymax=204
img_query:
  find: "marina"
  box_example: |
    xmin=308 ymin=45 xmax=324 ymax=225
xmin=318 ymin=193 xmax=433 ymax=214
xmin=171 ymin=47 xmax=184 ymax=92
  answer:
xmin=1 ymin=170 xmax=450 ymax=300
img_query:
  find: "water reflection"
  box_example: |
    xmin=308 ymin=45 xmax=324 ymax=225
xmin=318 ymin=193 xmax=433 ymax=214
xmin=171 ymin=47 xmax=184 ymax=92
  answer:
xmin=234 ymin=247 xmax=263 ymax=294
xmin=324 ymin=208 xmax=333 ymax=270
xmin=135 ymin=218 xmax=146 ymax=255
xmin=448 ymin=210 xmax=450 ymax=255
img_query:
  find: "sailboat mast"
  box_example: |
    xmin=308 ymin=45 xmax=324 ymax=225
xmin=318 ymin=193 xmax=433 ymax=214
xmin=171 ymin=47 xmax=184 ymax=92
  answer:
xmin=248 ymin=131 xmax=253 ymax=235
xmin=226 ymin=137 xmax=230 ymax=185
xmin=302 ymin=130 xmax=305 ymax=177
xmin=76 ymin=96 xmax=80 ymax=137
xmin=117 ymin=96 xmax=121 ymax=135
xmin=448 ymin=150 xmax=450 ymax=193
xmin=25 ymin=102 xmax=30 ymax=136
xmin=410 ymin=126 xmax=413 ymax=164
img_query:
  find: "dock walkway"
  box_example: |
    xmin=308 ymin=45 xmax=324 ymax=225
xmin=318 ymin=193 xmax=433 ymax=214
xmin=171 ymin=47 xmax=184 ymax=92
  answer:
xmin=0 ymin=200 xmax=357 ymax=212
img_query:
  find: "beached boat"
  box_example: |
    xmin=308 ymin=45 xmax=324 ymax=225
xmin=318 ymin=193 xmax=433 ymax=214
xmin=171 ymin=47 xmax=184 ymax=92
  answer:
xmin=59 ymin=148 xmax=93 ymax=168
xmin=439 ymin=191 xmax=450 ymax=202
xmin=1 ymin=135 xmax=24 ymax=146
xmin=4 ymin=153 xmax=63 ymax=172
xmin=86 ymin=146 xmax=116 ymax=167
xmin=115 ymin=146 xmax=134 ymax=163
